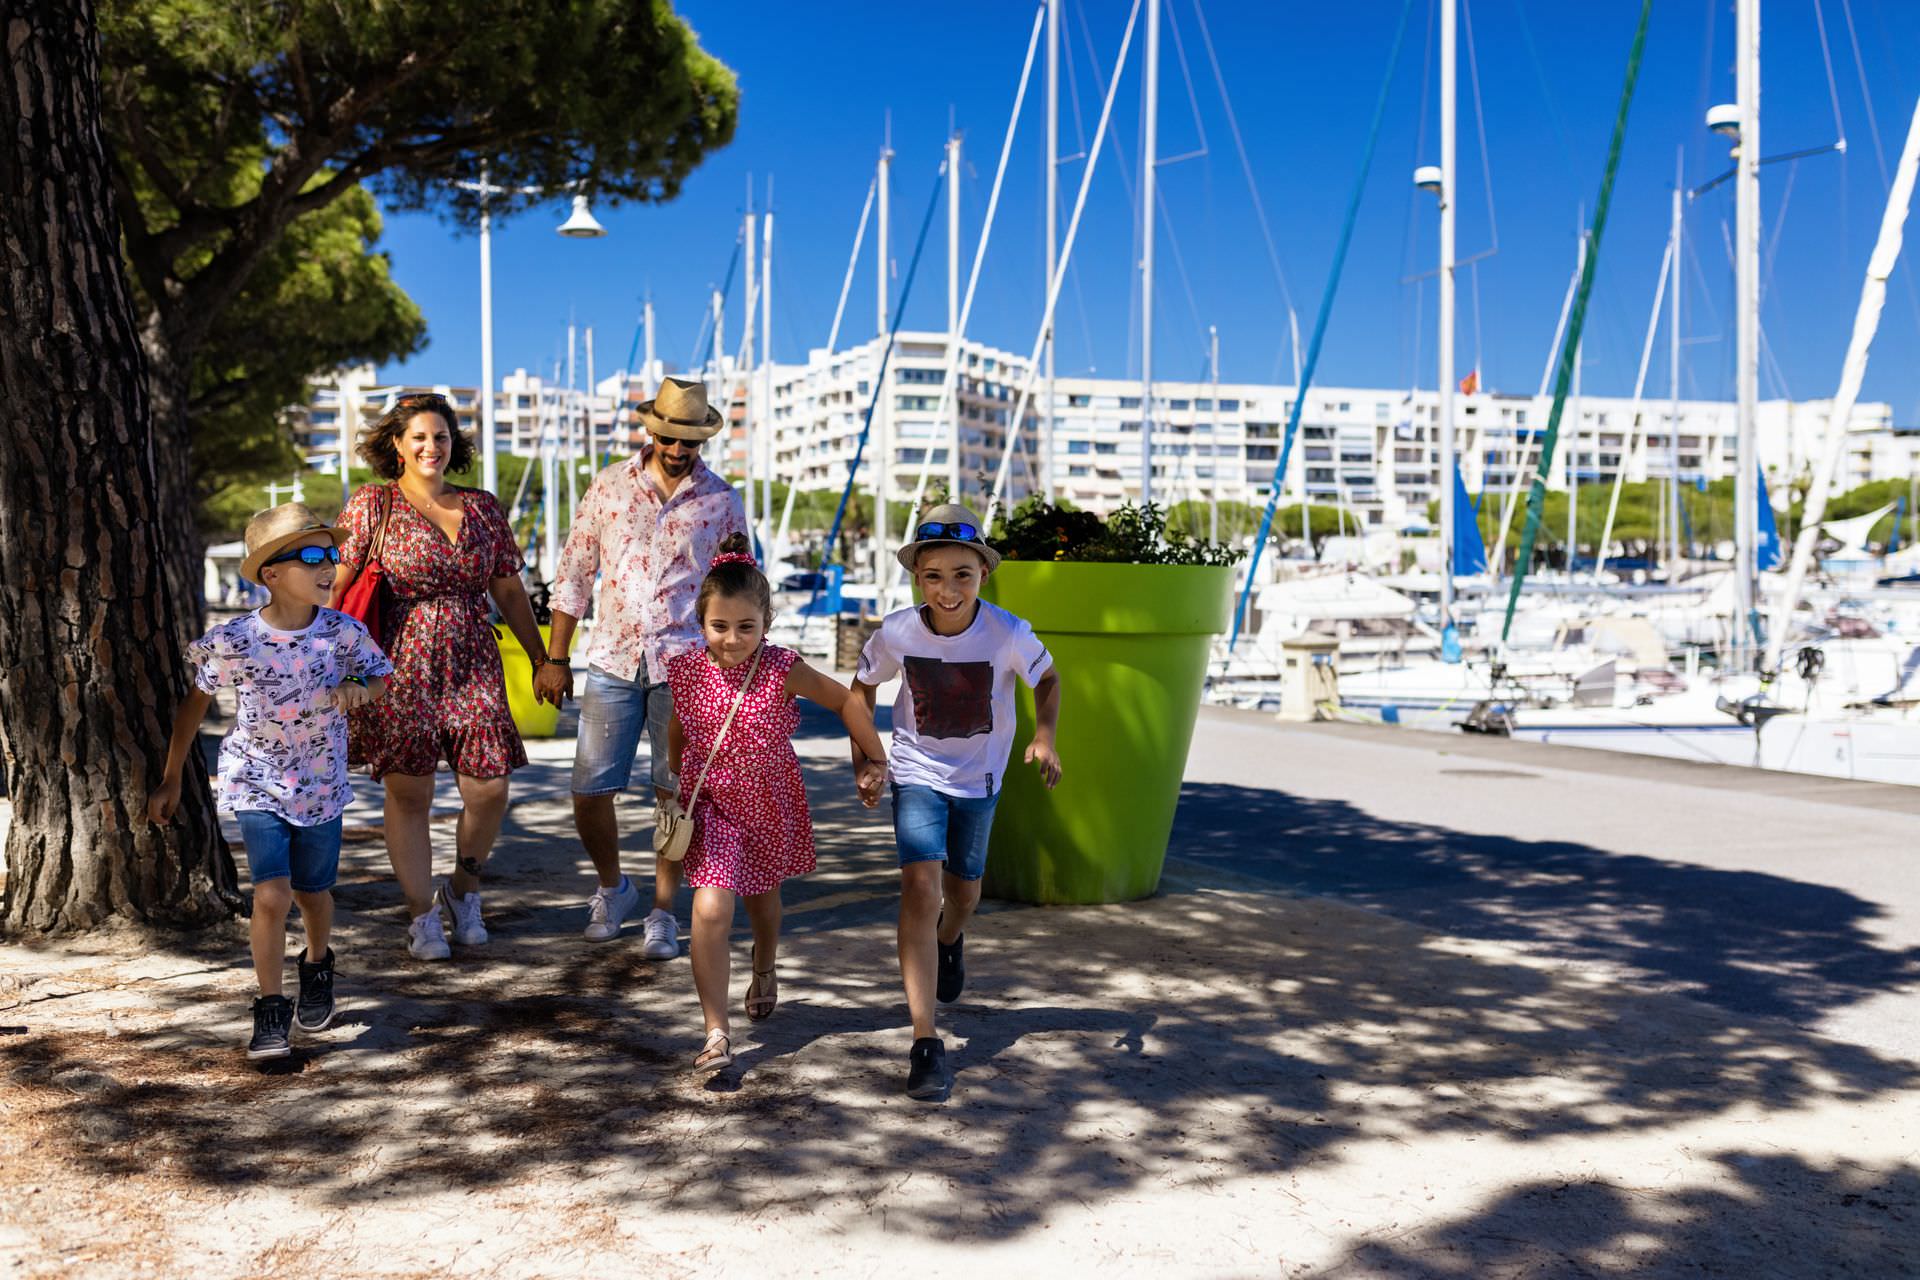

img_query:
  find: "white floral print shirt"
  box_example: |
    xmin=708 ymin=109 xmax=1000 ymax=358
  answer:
xmin=190 ymin=608 xmax=394 ymax=825
xmin=549 ymin=449 xmax=747 ymax=684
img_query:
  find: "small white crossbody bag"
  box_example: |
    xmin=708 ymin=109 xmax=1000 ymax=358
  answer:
xmin=654 ymin=646 xmax=764 ymax=863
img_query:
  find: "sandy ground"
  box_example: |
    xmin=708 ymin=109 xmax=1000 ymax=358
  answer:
xmin=1 ymin=720 xmax=1916 ymax=1277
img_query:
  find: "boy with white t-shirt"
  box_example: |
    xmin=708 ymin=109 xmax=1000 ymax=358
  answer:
xmin=852 ymin=504 xmax=1062 ymax=1103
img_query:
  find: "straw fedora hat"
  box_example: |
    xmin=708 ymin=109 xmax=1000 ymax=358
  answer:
xmin=239 ymin=502 xmax=349 ymax=586
xmin=895 ymin=502 xmax=1001 ymax=573
xmin=635 ymin=377 xmax=724 ymax=441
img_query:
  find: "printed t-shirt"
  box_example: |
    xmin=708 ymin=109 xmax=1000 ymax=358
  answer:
xmin=189 ymin=608 xmax=393 ymax=824
xmin=855 ymin=600 xmax=1053 ymax=798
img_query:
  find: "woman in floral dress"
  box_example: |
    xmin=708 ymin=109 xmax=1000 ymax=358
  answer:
xmin=332 ymin=393 xmax=547 ymax=960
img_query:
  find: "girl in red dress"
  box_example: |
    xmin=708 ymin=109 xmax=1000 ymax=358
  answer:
xmin=667 ymin=534 xmax=888 ymax=1072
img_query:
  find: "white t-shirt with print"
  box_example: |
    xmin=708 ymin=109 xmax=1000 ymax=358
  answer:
xmin=856 ymin=600 xmax=1053 ymax=798
xmin=189 ymin=608 xmax=393 ymax=825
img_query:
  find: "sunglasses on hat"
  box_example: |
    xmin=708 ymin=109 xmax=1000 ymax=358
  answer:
xmin=914 ymin=520 xmax=980 ymax=543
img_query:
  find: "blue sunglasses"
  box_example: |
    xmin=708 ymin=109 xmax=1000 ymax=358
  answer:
xmin=915 ymin=520 xmax=980 ymax=543
xmin=264 ymin=545 xmax=341 ymax=568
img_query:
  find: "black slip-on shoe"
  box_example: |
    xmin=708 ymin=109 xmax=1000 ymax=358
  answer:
xmin=294 ymin=948 xmax=336 ymax=1033
xmin=936 ymin=932 xmax=966 ymax=1004
xmin=248 ymin=995 xmax=294 ymax=1061
xmin=906 ymin=1036 xmax=950 ymax=1102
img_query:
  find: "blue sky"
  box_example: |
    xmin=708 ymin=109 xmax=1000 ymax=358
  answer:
xmin=374 ymin=0 xmax=1920 ymax=421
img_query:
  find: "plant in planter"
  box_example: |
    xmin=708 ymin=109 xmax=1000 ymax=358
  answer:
xmin=974 ymin=498 xmax=1242 ymax=905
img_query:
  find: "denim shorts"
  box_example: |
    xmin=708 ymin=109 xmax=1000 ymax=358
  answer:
xmin=234 ymin=812 xmax=343 ymax=893
xmin=572 ymin=666 xmax=677 ymax=796
xmin=891 ymin=784 xmax=1001 ymax=882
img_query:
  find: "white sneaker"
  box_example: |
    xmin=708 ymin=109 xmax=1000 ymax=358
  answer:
xmin=583 ymin=877 xmax=641 ymax=943
xmin=641 ymin=908 xmax=680 ymax=961
xmin=407 ymin=909 xmax=451 ymax=961
xmin=437 ymin=882 xmax=489 ymax=946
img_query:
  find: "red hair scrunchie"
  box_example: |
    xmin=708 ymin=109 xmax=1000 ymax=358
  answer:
xmin=710 ymin=550 xmax=757 ymax=569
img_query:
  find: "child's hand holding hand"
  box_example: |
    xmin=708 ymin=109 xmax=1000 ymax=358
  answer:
xmin=855 ymin=758 xmax=887 ymax=808
xmin=1024 ymin=735 xmax=1063 ymax=789
xmin=329 ymin=678 xmax=375 ymax=714
xmin=146 ymin=776 xmax=182 ymax=825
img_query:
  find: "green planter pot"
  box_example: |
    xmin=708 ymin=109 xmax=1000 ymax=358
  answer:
xmin=495 ymin=623 xmax=560 ymax=739
xmin=978 ymin=560 xmax=1233 ymax=904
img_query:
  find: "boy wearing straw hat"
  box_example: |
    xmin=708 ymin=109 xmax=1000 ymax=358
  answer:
xmin=851 ymin=503 xmax=1063 ymax=1103
xmin=149 ymin=503 xmax=392 ymax=1061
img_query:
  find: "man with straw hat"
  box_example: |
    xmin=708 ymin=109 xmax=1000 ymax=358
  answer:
xmin=537 ymin=378 xmax=747 ymax=957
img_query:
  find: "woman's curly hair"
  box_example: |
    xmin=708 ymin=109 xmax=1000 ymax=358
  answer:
xmin=358 ymin=393 xmax=475 ymax=481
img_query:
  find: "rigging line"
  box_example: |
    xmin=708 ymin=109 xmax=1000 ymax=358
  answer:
xmin=1156 ymin=182 xmax=1209 ymax=357
xmin=1461 ymin=0 xmax=1499 ymax=257
xmin=1502 ymin=0 xmax=1655 ymax=646
xmin=825 ymin=178 xmax=876 ymax=356
xmin=1471 ymin=258 xmax=1484 ymax=372
xmin=1841 ymin=0 xmax=1920 ymax=365
xmin=809 ymin=164 xmax=947 ymax=583
xmin=1187 ymin=0 xmax=1297 ymax=317
xmin=1160 ymin=0 xmax=1210 ymax=161
xmin=1059 ymin=4 xmax=1099 ymax=371
xmin=1841 ymin=0 xmax=1890 ymax=190
xmin=1595 ymin=234 xmax=1672 ymax=582
xmin=1226 ymin=0 xmax=1419 ymax=654
xmin=1810 ymin=0 xmax=1850 ymax=147
xmin=1761 ymin=158 xmax=1799 ymax=306
xmin=695 ymin=233 xmax=743 ymax=372
xmin=1507 ymin=0 xmax=1580 ymax=187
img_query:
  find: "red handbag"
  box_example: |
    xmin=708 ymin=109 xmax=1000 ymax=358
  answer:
xmin=338 ymin=484 xmax=395 ymax=643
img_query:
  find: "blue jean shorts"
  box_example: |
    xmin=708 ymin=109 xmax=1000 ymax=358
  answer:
xmin=891 ymin=784 xmax=1000 ymax=882
xmin=573 ymin=666 xmax=677 ymax=796
xmin=234 ymin=812 xmax=343 ymax=894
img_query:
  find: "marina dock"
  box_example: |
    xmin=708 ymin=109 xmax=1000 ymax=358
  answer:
xmin=3 ymin=710 xmax=1915 ymax=1274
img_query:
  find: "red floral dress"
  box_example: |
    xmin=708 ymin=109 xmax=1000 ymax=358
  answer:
xmin=338 ymin=484 xmax=529 ymax=780
xmin=666 ymin=643 xmax=816 ymax=896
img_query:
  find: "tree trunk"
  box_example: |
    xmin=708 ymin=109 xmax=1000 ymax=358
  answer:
xmin=0 ymin=0 xmax=241 ymax=932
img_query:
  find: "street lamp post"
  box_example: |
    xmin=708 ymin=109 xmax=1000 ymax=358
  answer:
xmin=457 ymin=169 xmax=607 ymax=497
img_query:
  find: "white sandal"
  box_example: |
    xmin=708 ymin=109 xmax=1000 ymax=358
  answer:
xmin=693 ymin=1027 xmax=732 ymax=1073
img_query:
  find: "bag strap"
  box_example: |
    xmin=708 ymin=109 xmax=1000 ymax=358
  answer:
xmin=683 ymin=645 xmax=765 ymax=813
xmin=369 ymin=482 xmax=396 ymax=564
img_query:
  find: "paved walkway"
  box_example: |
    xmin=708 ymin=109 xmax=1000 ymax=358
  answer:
xmin=0 ymin=706 xmax=1915 ymax=1276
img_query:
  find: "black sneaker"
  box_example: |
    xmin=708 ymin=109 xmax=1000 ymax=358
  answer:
xmin=248 ymin=995 xmax=294 ymax=1061
xmin=295 ymin=948 xmax=336 ymax=1033
xmin=905 ymin=1036 xmax=950 ymax=1102
xmin=936 ymin=932 xmax=966 ymax=1004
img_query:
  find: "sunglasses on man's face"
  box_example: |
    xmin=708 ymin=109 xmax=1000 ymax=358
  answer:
xmin=653 ymin=435 xmax=703 ymax=453
xmin=915 ymin=520 xmax=980 ymax=543
xmin=265 ymin=545 xmax=341 ymax=568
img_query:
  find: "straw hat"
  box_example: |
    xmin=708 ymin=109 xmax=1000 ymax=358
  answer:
xmin=895 ymin=502 xmax=1001 ymax=572
xmin=635 ymin=377 xmax=724 ymax=441
xmin=239 ymin=502 xmax=348 ymax=585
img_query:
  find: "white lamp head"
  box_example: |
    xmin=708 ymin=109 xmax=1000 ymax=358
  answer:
xmin=556 ymin=193 xmax=607 ymax=239
xmin=1413 ymin=164 xmax=1443 ymax=194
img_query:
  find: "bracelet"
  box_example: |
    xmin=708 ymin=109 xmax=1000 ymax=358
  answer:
xmin=546 ymin=655 xmax=571 ymax=667
xmin=342 ymin=675 xmax=366 ymax=687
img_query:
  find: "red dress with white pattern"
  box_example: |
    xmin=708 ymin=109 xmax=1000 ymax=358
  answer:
xmin=338 ymin=484 xmax=529 ymax=780
xmin=666 ymin=643 xmax=815 ymax=896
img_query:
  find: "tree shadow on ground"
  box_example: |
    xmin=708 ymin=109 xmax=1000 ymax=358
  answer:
xmin=1308 ymin=1153 xmax=1919 ymax=1277
xmin=1168 ymin=779 xmax=1920 ymax=1025
xmin=2 ymin=729 xmax=1918 ymax=1266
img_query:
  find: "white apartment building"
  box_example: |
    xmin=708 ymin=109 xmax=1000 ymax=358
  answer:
xmin=295 ymin=347 xmax=1909 ymax=530
xmin=764 ymin=331 xmax=1040 ymax=510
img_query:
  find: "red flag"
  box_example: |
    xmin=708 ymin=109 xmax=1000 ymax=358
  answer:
xmin=1458 ymin=367 xmax=1480 ymax=396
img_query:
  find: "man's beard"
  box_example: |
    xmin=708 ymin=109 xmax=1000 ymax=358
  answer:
xmin=661 ymin=453 xmax=695 ymax=476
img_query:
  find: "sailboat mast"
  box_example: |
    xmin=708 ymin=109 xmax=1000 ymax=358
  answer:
xmin=1734 ymin=0 xmax=1761 ymax=653
xmin=873 ymin=136 xmax=893 ymax=589
xmin=742 ymin=185 xmax=757 ymax=544
xmin=1045 ymin=0 xmax=1060 ymax=503
xmin=1209 ymin=325 xmax=1221 ymax=545
xmin=1139 ymin=0 xmax=1160 ymax=509
xmin=1668 ymin=149 xmax=1683 ymax=577
xmin=1438 ymin=0 xmax=1457 ymax=622
xmin=762 ymin=181 xmax=775 ymax=534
